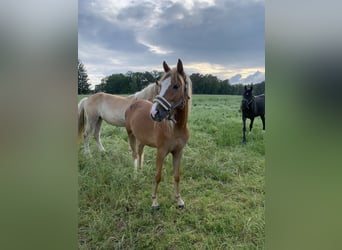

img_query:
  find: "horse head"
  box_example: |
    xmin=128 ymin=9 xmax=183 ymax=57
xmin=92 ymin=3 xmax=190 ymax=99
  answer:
xmin=241 ymin=85 xmax=254 ymax=110
xmin=150 ymin=59 xmax=189 ymax=123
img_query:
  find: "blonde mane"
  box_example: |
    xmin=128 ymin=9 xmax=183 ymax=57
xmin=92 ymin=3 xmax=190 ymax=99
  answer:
xmin=132 ymin=83 xmax=160 ymax=101
xmin=184 ymin=74 xmax=192 ymax=114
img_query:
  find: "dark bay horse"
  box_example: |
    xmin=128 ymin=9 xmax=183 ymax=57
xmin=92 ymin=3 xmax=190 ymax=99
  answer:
xmin=241 ymin=85 xmax=265 ymax=143
xmin=125 ymin=59 xmax=192 ymax=209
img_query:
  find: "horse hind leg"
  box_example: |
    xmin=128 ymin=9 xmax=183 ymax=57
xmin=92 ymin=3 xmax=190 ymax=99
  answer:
xmin=132 ymin=141 xmax=145 ymax=171
xmin=83 ymin=130 xmax=91 ymax=154
xmin=94 ymin=117 xmax=105 ymax=152
xmin=83 ymin=115 xmax=97 ymax=154
xmin=83 ymin=122 xmax=93 ymax=155
xmin=137 ymin=143 xmax=144 ymax=169
xmin=127 ymin=130 xmax=138 ymax=171
xmin=249 ymin=117 xmax=255 ymax=132
xmin=261 ymin=114 xmax=265 ymax=132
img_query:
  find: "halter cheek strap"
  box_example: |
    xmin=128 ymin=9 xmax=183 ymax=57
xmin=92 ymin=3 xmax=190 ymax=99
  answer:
xmin=243 ymin=96 xmax=255 ymax=110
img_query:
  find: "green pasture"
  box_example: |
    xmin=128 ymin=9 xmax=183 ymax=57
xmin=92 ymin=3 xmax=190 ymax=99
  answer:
xmin=78 ymin=94 xmax=265 ymax=249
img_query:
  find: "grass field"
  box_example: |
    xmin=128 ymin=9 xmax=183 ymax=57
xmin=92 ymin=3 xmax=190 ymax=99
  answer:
xmin=78 ymin=94 xmax=265 ymax=249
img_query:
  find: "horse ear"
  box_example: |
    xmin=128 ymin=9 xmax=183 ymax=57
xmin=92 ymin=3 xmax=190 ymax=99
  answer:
xmin=177 ymin=59 xmax=184 ymax=75
xmin=250 ymin=84 xmax=253 ymax=91
xmin=163 ymin=61 xmax=170 ymax=72
xmin=244 ymin=86 xmax=247 ymax=91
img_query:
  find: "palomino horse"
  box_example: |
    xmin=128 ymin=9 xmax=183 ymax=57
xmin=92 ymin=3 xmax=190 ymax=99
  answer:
xmin=125 ymin=59 xmax=192 ymax=209
xmin=241 ymin=85 xmax=265 ymax=143
xmin=78 ymin=83 xmax=160 ymax=154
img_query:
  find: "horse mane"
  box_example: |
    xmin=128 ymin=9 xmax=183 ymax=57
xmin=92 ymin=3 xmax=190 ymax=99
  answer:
xmin=184 ymin=74 xmax=192 ymax=114
xmin=132 ymin=83 xmax=159 ymax=101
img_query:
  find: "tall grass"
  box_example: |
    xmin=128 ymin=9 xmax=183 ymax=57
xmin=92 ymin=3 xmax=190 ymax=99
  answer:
xmin=78 ymin=95 xmax=265 ymax=249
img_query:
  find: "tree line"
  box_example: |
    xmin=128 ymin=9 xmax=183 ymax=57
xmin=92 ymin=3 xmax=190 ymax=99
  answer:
xmin=78 ymin=60 xmax=265 ymax=96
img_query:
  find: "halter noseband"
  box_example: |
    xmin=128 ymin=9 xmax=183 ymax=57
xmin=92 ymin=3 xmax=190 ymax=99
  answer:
xmin=153 ymin=76 xmax=189 ymax=123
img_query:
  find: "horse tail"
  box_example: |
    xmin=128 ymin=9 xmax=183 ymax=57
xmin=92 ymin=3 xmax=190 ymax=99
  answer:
xmin=78 ymin=97 xmax=88 ymax=142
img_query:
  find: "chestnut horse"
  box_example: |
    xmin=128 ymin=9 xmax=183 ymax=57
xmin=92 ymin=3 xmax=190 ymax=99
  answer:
xmin=125 ymin=59 xmax=192 ymax=209
xmin=78 ymin=83 xmax=160 ymax=154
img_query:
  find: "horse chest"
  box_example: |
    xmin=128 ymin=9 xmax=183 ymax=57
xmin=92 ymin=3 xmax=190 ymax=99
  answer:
xmin=172 ymin=130 xmax=189 ymax=149
xmin=243 ymin=109 xmax=255 ymax=119
xmin=157 ymin=128 xmax=189 ymax=151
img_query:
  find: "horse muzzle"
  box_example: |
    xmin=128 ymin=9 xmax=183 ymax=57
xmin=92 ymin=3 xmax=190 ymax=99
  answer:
xmin=150 ymin=109 xmax=165 ymax=122
xmin=150 ymin=96 xmax=172 ymax=122
xmin=150 ymin=103 xmax=170 ymax=122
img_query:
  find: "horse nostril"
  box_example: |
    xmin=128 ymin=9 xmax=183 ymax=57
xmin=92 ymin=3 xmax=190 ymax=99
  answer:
xmin=151 ymin=110 xmax=159 ymax=120
xmin=150 ymin=109 xmax=158 ymax=118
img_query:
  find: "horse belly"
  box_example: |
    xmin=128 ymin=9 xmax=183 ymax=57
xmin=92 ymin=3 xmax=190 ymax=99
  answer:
xmin=105 ymin=112 xmax=126 ymax=126
xmin=101 ymin=104 xmax=127 ymax=126
xmin=133 ymin=120 xmax=158 ymax=147
xmin=243 ymin=110 xmax=254 ymax=119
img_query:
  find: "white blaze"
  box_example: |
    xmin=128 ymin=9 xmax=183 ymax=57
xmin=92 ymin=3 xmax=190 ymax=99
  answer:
xmin=150 ymin=77 xmax=171 ymax=117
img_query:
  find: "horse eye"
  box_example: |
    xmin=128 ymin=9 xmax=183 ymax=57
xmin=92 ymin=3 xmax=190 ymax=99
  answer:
xmin=173 ymin=84 xmax=179 ymax=90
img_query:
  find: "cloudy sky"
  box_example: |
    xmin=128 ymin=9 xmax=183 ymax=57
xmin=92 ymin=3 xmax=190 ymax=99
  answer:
xmin=79 ymin=0 xmax=264 ymax=88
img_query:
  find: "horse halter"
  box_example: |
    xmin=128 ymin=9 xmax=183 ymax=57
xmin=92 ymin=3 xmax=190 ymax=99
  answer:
xmin=242 ymin=96 xmax=255 ymax=110
xmin=153 ymin=76 xmax=189 ymax=123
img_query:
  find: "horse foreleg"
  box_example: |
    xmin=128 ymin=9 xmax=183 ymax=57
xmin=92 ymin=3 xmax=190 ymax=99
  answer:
xmin=94 ymin=118 xmax=105 ymax=152
xmin=152 ymin=149 xmax=167 ymax=209
xmin=242 ymin=117 xmax=247 ymax=144
xmin=172 ymin=149 xmax=185 ymax=208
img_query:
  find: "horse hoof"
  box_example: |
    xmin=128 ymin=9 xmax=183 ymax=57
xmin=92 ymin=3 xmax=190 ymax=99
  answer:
xmin=177 ymin=204 xmax=185 ymax=209
xmin=152 ymin=205 xmax=160 ymax=210
xmin=242 ymin=140 xmax=246 ymax=144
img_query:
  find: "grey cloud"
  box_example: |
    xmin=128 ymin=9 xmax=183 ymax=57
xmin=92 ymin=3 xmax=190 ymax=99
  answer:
xmin=79 ymin=12 xmax=142 ymax=53
xmin=79 ymin=0 xmax=264 ymax=83
xmin=140 ymin=0 xmax=264 ymax=65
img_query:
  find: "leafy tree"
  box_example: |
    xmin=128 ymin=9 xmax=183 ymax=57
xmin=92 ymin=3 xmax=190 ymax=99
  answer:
xmin=150 ymin=70 xmax=163 ymax=82
xmin=93 ymin=70 xmax=264 ymax=95
xmin=252 ymin=81 xmax=265 ymax=95
xmin=132 ymin=72 xmax=146 ymax=91
xmin=190 ymin=73 xmax=206 ymax=94
xmin=219 ymin=79 xmax=231 ymax=94
xmin=78 ymin=59 xmax=91 ymax=94
xmin=104 ymin=73 xmax=130 ymax=94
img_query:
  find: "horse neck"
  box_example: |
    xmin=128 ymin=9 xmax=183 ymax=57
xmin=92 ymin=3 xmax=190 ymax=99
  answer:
xmin=126 ymin=95 xmax=136 ymax=102
xmin=174 ymin=100 xmax=189 ymax=129
xmin=135 ymin=84 xmax=157 ymax=101
xmin=174 ymin=77 xmax=191 ymax=129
